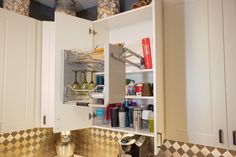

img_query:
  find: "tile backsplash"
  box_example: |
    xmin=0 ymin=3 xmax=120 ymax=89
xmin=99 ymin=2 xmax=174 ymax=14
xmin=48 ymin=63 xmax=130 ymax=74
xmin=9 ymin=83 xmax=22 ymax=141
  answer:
xmin=159 ymin=140 xmax=236 ymax=157
xmin=1 ymin=128 xmax=236 ymax=157
xmin=0 ymin=128 xmax=56 ymax=157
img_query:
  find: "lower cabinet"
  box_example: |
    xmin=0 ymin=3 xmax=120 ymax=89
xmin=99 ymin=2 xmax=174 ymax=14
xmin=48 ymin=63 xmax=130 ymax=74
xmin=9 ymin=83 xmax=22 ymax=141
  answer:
xmin=164 ymin=0 xmax=236 ymax=150
xmin=0 ymin=8 xmax=41 ymax=133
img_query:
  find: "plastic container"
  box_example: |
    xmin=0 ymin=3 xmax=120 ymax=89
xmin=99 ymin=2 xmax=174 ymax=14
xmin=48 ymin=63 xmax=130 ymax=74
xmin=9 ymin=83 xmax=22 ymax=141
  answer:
xmin=148 ymin=112 xmax=154 ymax=133
xmin=128 ymin=80 xmax=136 ymax=95
xmin=94 ymin=108 xmax=105 ymax=125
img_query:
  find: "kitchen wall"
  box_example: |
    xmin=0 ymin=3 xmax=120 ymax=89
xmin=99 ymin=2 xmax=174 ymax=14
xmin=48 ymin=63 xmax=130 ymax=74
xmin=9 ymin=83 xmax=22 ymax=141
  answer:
xmin=1 ymin=127 xmax=236 ymax=157
xmin=0 ymin=128 xmax=55 ymax=157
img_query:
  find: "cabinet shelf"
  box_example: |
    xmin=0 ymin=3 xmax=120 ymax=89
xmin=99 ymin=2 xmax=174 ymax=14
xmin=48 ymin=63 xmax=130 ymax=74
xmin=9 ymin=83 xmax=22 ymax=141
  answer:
xmin=95 ymin=69 xmax=153 ymax=75
xmin=94 ymin=4 xmax=152 ymax=29
xmin=92 ymin=124 xmax=154 ymax=137
xmin=125 ymin=96 xmax=154 ymax=99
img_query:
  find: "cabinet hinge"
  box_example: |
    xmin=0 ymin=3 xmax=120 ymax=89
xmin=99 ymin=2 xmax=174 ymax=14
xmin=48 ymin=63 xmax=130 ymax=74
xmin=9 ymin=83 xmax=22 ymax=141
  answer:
xmin=89 ymin=28 xmax=97 ymax=35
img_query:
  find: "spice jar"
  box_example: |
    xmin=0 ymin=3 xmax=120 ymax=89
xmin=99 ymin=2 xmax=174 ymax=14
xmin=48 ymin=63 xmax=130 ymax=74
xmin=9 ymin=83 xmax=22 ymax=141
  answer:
xmin=97 ymin=0 xmax=120 ymax=19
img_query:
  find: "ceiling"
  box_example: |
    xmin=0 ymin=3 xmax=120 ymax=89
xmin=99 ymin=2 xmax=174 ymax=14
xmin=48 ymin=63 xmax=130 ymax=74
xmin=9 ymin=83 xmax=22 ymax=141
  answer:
xmin=34 ymin=0 xmax=97 ymax=11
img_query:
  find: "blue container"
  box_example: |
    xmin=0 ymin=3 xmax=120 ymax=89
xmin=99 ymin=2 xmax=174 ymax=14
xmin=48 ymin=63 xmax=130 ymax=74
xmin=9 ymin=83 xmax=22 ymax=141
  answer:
xmin=96 ymin=75 xmax=104 ymax=85
xmin=95 ymin=108 xmax=105 ymax=125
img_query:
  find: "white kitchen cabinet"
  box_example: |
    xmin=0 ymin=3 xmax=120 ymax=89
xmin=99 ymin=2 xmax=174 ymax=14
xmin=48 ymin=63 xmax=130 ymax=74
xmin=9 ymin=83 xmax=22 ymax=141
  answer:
xmin=41 ymin=0 xmax=164 ymax=155
xmin=164 ymin=0 xmax=236 ymax=149
xmin=223 ymin=0 xmax=236 ymax=150
xmin=0 ymin=8 xmax=41 ymax=133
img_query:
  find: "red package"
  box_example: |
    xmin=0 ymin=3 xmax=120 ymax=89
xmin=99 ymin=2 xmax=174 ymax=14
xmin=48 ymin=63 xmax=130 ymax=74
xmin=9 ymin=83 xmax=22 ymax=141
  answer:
xmin=142 ymin=38 xmax=153 ymax=69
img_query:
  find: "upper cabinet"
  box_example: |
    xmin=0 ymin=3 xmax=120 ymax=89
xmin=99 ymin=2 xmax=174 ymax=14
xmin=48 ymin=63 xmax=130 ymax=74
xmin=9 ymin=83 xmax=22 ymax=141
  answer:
xmin=0 ymin=8 xmax=41 ymax=133
xmin=41 ymin=1 xmax=164 ymax=155
xmin=164 ymin=0 xmax=236 ymax=150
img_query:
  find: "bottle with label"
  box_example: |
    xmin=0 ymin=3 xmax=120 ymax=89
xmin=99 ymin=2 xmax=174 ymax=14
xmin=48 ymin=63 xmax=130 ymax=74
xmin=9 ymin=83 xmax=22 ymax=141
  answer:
xmin=128 ymin=80 xmax=136 ymax=95
xmin=133 ymin=107 xmax=142 ymax=130
xmin=118 ymin=105 xmax=126 ymax=128
xmin=148 ymin=111 xmax=154 ymax=133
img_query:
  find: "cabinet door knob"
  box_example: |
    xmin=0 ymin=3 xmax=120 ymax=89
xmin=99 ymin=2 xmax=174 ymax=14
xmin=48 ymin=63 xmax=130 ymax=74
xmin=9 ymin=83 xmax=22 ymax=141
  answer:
xmin=233 ymin=131 xmax=236 ymax=145
xmin=219 ymin=129 xmax=223 ymax=144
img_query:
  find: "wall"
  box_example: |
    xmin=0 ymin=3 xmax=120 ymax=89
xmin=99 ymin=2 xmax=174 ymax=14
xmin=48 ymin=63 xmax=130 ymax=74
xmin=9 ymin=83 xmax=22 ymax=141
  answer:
xmin=1 ymin=128 xmax=236 ymax=157
xmin=0 ymin=128 xmax=55 ymax=157
xmin=0 ymin=128 xmax=154 ymax=157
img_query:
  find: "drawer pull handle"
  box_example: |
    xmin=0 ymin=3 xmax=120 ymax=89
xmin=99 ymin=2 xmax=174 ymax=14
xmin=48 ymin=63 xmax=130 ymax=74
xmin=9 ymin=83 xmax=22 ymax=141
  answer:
xmin=219 ymin=129 xmax=223 ymax=144
xmin=233 ymin=131 xmax=236 ymax=145
xmin=43 ymin=116 xmax=46 ymax=125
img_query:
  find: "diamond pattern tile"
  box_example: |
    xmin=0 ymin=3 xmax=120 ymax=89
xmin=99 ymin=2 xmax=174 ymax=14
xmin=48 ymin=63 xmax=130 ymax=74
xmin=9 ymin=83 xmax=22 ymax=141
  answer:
xmin=0 ymin=128 xmax=56 ymax=157
xmin=158 ymin=140 xmax=236 ymax=157
xmin=2 ymin=128 xmax=236 ymax=157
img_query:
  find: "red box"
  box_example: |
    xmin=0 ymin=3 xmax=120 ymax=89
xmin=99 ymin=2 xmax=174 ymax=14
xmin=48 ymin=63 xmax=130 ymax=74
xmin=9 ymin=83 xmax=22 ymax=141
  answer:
xmin=142 ymin=38 xmax=153 ymax=69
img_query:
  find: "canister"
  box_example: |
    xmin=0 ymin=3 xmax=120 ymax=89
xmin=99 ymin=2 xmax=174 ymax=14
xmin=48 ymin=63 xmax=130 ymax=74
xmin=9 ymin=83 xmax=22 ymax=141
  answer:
xmin=133 ymin=107 xmax=142 ymax=130
xmin=136 ymin=83 xmax=143 ymax=96
xmin=142 ymin=110 xmax=150 ymax=130
xmin=110 ymin=107 xmax=119 ymax=127
xmin=118 ymin=105 xmax=126 ymax=128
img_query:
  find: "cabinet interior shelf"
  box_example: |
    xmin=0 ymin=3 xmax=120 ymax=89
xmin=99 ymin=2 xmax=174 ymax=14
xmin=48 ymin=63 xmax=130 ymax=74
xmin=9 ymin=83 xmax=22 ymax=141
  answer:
xmin=92 ymin=124 xmax=155 ymax=137
xmin=94 ymin=4 xmax=152 ymax=29
xmin=125 ymin=96 xmax=154 ymax=99
xmin=95 ymin=69 xmax=153 ymax=75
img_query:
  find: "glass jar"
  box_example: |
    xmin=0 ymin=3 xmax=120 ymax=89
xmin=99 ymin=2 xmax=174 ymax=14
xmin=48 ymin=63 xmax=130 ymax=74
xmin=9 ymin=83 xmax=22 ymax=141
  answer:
xmin=97 ymin=0 xmax=120 ymax=19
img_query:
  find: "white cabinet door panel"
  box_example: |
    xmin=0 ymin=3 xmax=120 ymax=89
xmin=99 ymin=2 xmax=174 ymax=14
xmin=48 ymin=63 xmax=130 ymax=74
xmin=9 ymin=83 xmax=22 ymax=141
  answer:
xmin=54 ymin=13 xmax=93 ymax=132
xmin=0 ymin=9 xmax=37 ymax=133
xmin=0 ymin=10 xmax=5 ymax=131
xmin=223 ymin=0 xmax=236 ymax=150
xmin=185 ymin=0 xmax=227 ymax=147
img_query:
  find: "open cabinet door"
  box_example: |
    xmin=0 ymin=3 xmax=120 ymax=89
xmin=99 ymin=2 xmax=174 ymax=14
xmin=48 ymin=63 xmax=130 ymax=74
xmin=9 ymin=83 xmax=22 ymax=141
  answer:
xmin=104 ymin=44 xmax=126 ymax=106
xmin=53 ymin=13 xmax=94 ymax=132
